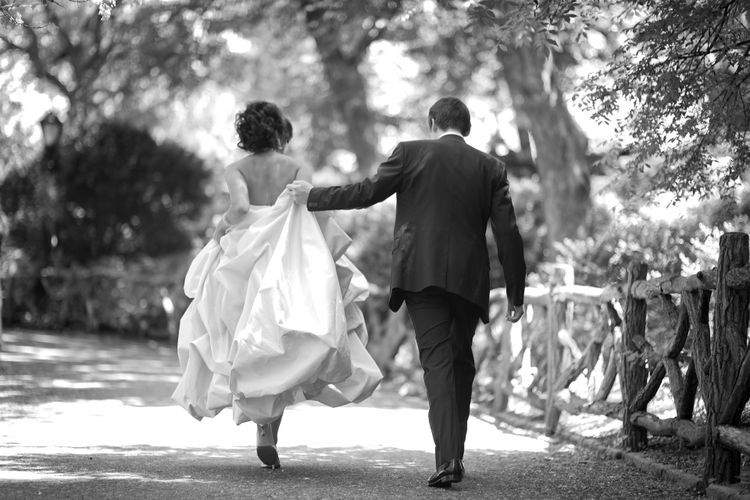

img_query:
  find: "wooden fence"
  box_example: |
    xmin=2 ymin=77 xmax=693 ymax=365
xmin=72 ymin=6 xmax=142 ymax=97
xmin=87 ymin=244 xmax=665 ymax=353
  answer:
xmin=482 ymin=232 xmax=750 ymax=485
xmin=3 ymin=232 xmax=749 ymax=484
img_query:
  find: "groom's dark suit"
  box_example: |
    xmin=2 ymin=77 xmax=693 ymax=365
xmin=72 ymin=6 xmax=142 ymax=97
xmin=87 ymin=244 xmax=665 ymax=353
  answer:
xmin=307 ymin=134 xmax=526 ymax=466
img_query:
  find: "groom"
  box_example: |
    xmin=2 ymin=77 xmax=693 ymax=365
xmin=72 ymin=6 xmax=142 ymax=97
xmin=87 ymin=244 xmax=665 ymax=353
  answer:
xmin=287 ymin=97 xmax=526 ymax=488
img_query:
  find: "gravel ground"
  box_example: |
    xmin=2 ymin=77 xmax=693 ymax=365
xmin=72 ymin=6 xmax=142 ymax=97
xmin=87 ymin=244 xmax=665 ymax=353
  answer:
xmin=0 ymin=329 xmax=703 ymax=499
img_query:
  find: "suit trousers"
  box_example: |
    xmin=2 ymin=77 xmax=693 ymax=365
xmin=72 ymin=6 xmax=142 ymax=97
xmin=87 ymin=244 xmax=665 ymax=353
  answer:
xmin=404 ymin=287 xmax=480 ymax=468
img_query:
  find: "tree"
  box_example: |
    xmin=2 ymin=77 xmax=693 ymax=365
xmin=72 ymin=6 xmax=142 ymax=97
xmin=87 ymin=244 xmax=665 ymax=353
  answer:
xmin=0 ymin=0 xmax=223 ymax=133
xmin=298 ymin=0 xmax=403 ymax=175
xmin=582 ymin=0 xmax=750 ymax=199
xmin=58 ymin=121 xmax=211 ymax=262
xmin=427 ymin=0 xmax=595 ymax=245
xmin=498 ymin=46 xmax=592 ymax=244
xmin=0 ymin=121 xmax=211 ymax=264
xmin=466 ymin=0 xmax=750 ymax=200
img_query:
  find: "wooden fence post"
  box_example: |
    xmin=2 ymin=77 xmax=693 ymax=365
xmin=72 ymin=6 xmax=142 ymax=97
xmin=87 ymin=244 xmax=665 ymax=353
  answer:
xmin=682 ymin=289 xmax=712 ymax=411
xmin=705 ymin=232 xmax=750 ymax=484
xmin=492 ymin=301 xmax=511 ymax=413
xmin=621 ymin=261 xmax=649 ymax=451
xmin=544 ymin=265 xmax=573 ymax=436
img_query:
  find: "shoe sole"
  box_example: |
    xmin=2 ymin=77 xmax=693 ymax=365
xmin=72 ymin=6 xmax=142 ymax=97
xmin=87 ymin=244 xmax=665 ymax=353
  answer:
xmin=257 ymin=445 xmax=281 ymax=469
xmin=428 ymin=473 xmax=462 ymax=487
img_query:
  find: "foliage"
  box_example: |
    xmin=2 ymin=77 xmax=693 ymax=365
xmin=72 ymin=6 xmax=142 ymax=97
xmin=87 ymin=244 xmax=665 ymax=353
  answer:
xmin=1 ymin=121 xmax=211 ymax=266
xmin=581 ymin=0 xmax=750 ymax=200
xmin=461 ymin=0 xmax=750 ymax=201
xmin=0 ymin=160 xmax=56 ymax=265
xmin=553 ymin=203 xmax=748 ymax=286
xmin=0 ymin=1 xmax=226 ymax=131
xmin=1 ymin=253 xmax=190 ymax=336
xmin=465 ymin=0 xmax=590 ymax=52
xmin=489 ymin=176 xmax=547 ymax=287
xmin=58 ymin=121 xmax=211 ymax=262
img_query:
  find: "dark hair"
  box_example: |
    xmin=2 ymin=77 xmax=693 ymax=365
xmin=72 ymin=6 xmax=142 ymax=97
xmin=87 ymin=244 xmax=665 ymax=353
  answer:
xmin=280 ymin=118 xmax=293 ymax=147
xmin=428 ymin=97 xmax=471 ymax=136
xmin=235 ymin=101 xmax=285 ymax=153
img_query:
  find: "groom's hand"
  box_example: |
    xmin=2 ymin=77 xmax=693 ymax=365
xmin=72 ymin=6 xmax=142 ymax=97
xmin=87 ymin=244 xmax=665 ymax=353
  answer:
xmin=505 ymin=304 xmax=524 ymax=323
xmin=286 ymin=180 xmax=313 ymax=205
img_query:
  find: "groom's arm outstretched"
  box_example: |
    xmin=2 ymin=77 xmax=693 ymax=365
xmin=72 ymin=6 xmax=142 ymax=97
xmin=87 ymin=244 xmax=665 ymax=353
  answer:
xmin=287 ymin=144 xmax=404 ymax=210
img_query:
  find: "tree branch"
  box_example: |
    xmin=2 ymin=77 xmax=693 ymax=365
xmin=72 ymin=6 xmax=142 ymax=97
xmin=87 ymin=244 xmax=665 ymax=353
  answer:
xmin=1 ymin=26 xmax=72 ymax=100
xmin=345 ymin=2 xmax=403 ymax=60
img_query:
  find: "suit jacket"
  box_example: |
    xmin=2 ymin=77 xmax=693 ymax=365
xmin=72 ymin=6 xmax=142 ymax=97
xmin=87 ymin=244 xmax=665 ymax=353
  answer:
xmin=307 ymin=135 xmax=526 ymax=323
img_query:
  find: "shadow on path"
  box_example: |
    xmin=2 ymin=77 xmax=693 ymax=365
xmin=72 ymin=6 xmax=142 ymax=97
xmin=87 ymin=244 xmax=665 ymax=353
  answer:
xmin=0 ymin=329 xmax=700 ymax=499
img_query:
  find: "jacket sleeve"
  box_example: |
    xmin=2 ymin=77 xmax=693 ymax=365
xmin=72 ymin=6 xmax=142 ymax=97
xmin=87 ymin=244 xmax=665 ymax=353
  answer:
xmin=307 ymin=143 xmax=404 ymax=211
xmin=489 ymin=161 xmax=526 ymax=306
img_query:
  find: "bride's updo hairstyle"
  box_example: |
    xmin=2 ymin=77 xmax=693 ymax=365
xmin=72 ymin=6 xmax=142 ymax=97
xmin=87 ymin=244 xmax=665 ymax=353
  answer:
xmin=235 ymin=101 xmax=284 ymax=153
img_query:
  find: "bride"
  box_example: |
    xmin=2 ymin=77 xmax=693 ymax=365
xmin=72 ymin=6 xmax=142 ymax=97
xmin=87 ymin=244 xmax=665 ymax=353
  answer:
xmin=172 ymin=101 xmax=383 ymax=469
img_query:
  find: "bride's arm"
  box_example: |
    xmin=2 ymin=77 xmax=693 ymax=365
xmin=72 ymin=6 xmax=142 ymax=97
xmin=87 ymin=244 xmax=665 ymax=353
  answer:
xmin=295 ymin=163 xmax=334 ymax=220
xmin=213 ymin=166 xmax=250 ymax=241
xmin=296 ymin=163 xmax=313 ymax=183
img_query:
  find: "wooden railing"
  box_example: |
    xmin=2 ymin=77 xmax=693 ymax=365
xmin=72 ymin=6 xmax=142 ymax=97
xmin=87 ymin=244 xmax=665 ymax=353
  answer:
xmin=481 ymin=232 xmax=750 ymax=486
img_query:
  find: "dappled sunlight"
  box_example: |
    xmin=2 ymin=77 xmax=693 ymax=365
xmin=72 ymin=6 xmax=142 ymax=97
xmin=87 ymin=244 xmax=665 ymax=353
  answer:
xmin=0 ymin=445 xmax=546 ymax=499
xmin=1 ymin=329 xmax=548 ymax=458
xmin=0 ymin=330 xmax=180 ymax=409
xmin=0 ymin=330 xmax=697 ymax=499
xmin=0 ymin=399 xmax=549 ymax=458
xmin=0 ymin=455 xmax=218 ymax=485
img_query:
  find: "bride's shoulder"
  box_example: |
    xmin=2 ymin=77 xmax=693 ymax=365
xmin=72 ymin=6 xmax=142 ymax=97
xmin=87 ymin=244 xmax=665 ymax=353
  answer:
xmin=285 ymin=156 xmax=313 ymax=182
xmin=274 ymin=154 xmax=311 ymax=181
xmin=224 ymin=157 xmax=250 ymax=173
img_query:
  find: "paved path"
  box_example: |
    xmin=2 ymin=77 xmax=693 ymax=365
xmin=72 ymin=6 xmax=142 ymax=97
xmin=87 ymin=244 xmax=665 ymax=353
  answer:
xmin=0 ymin=329 xmax=698 ymax=499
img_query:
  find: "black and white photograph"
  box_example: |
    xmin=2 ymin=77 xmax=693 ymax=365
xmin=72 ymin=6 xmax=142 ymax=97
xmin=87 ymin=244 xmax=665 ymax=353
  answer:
xmin=1 ymin=0 xmax=749 ymax=498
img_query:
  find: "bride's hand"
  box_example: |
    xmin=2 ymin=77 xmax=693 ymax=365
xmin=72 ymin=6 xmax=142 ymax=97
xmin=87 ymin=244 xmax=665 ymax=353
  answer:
xmin=212 ymin=216 xmax=229 ymax=242
xmin=286 ymin=180 xmax=313 ymax=205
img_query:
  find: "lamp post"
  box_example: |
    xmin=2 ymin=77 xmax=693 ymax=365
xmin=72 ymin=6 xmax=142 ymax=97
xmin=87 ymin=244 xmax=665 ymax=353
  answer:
xmin=38 ymin=112 xmax=63 ymax=265
xmin=40 ymin=112 xmax=63 ymax=170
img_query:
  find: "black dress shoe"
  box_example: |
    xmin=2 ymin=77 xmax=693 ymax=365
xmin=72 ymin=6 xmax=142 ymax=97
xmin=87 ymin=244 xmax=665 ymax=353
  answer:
xmin=427 ymin=458 xmax=463 ymax=488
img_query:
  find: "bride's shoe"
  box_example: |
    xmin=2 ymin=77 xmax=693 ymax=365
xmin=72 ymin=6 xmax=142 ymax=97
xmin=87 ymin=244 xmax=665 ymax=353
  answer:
xmin=256 ymin=423 xmax=281 ymax=469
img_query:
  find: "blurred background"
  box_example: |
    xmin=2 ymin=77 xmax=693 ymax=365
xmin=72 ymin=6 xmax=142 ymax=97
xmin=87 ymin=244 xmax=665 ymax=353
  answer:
xmin=1 ymin=0 xmax=748 ymax=382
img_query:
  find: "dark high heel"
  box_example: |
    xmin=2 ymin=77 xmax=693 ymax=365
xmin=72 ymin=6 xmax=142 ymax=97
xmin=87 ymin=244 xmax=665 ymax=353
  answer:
xmin=256 ymin=423 xmax=281 ymax=469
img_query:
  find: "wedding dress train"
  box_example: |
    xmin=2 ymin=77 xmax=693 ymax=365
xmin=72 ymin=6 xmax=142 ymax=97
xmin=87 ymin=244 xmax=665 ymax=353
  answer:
xmin=172 ymin=192 xmax=383 ymax=425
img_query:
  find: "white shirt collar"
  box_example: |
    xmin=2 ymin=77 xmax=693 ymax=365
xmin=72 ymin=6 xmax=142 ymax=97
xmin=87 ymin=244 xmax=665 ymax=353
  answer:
xmin=439 ymin=130 xmax=463 ymax=138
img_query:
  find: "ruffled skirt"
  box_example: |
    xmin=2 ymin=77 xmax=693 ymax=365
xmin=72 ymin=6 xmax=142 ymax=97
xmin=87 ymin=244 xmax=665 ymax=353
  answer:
xmin=171 ymin=193 xmax=383 ymax=424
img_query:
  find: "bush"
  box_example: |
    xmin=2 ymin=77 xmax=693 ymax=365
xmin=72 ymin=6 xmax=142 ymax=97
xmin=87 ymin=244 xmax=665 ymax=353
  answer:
xmin=0 ymin=120 xmax=211 ymax=333
xmin=57 ymin=121 xmax=211 ymax=263
xmin=1 ymin=253 xmax=191 ymax=337
xmin=553 ymin=204 xmax=743 ymax=287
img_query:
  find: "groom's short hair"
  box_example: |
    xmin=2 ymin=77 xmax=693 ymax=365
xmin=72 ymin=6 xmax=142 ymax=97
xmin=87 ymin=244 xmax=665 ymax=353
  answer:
xmin=428 ymin=97 xmax=471 ymax=136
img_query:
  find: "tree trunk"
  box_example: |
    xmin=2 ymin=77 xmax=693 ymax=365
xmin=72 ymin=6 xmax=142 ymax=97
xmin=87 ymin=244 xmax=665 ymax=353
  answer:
xmin=301 ymin=2 xmax=379 ymax=175
xmin=705 ymin=233 xmax=749 ymax=484
xmin=498 ymin=46 xmax=591 ymax=245
xmin=621 ymin=261 xmax=649 ymax=451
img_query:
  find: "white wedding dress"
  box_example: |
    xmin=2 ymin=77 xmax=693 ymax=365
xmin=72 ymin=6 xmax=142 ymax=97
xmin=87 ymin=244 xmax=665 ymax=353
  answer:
xmin=171 ymin=191 xmax=383 ymax=425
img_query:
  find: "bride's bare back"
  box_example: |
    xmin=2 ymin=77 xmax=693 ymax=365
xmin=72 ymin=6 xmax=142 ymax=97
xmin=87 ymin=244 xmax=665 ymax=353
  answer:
xmin=222 ymin=151 xmax=312 ymax=224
